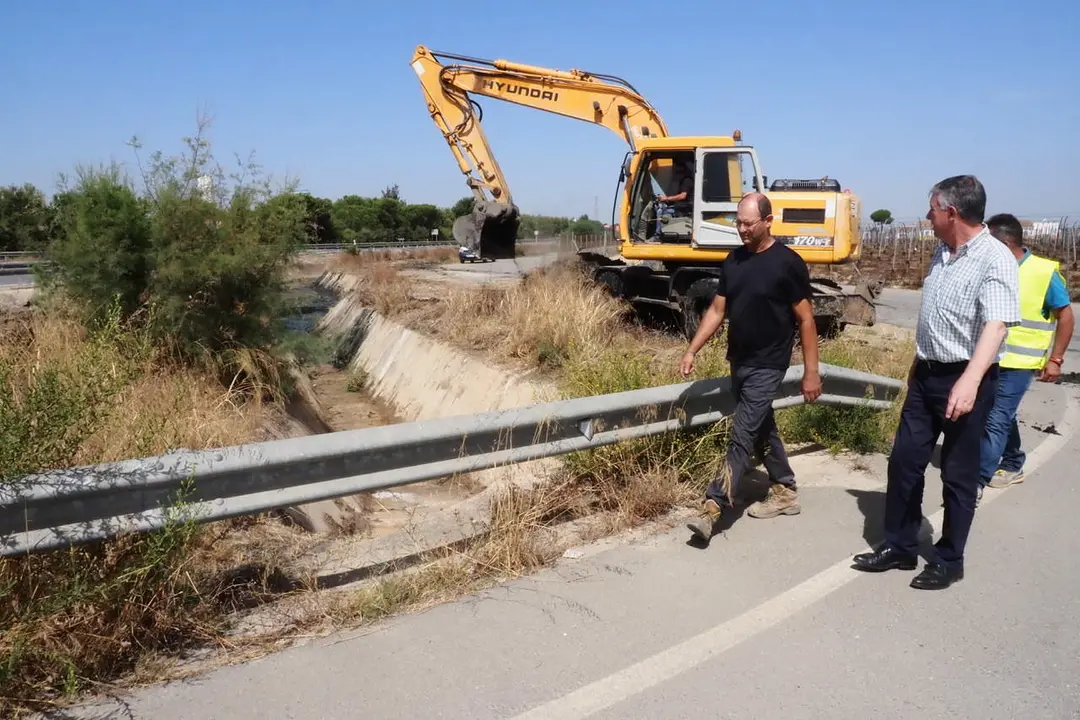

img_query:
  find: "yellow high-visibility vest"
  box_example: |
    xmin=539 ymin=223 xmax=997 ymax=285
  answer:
xmin=1001 ymin=253 xmax=1060 ymax=370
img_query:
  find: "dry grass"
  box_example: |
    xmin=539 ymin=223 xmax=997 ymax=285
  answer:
xmin=340 ymin=258 xmax=416 ymax=318
xmin=342 ymin=257 xmax=631 ymax=372
xmin=419 ymin=262 xmax=628 ymax=368
xmin=338 ymin=246 xmax=459 ymax=268
xmin=0 ymin=310 xmax=266 ymax=466
xmin=0 ymin=307 xmax=292 ymax=717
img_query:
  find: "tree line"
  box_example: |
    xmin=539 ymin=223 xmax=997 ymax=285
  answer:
xmin=0 ymin=181 xmax=607 ymax=252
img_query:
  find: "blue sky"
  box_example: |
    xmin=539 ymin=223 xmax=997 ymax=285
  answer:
xmin=2 ymin=0 xmax=1078 ymax=223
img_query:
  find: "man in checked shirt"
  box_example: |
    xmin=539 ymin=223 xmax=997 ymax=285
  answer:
xmin=853 ymin=175 xmax=1020 ymax=590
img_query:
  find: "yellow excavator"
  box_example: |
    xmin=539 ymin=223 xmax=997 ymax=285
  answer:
xmin=410 ymin=45 xmax=880 ymax=338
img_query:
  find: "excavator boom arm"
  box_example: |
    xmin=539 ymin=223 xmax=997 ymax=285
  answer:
xmin=410 ymin=44 xmax=669 ymax=256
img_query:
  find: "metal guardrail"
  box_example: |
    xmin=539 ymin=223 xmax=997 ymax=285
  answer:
xmin=0 ymin=261 xmax=36 ymax=272
xmin=299 ymin=237 xmax=557 ymax=254
xmin=0 ymin=363 xmax=904 ymax=556
xmin=301 ymin=241 xmax=457 ymax=253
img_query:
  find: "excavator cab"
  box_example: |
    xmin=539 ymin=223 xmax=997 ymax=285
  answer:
xmin=624 ymin=139 xmax=764 ymax=249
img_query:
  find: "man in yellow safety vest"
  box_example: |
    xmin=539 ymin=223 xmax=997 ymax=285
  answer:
xmin=980 ymin=213 xmax=1075 ymax=500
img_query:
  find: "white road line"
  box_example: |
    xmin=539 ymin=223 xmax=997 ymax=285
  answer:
xmin=509 ymin=388 xmax=1080 ymax=720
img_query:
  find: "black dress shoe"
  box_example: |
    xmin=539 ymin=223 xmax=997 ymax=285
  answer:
xmin=910 ymin=562 xmax=963 ymax=590
xmin=852 ymin=546 xmax=918 ymax=572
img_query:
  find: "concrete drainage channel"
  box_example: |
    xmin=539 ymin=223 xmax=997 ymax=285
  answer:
xmin=278 ymin=270 xmax=560 ymax=588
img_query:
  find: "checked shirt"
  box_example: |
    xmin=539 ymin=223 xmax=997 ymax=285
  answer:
xmin=915 ymin=225 xmax=1020 ymax=364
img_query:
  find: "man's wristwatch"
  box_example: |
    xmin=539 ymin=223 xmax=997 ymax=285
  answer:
xmin=1049 ymin=357 xmax=1064 ymax=366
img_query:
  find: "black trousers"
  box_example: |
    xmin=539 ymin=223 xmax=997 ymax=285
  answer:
xmin=705 ymin=364 xmax=796 ymax=507
xmin=883 ymin=359 xmax=999 ymax=567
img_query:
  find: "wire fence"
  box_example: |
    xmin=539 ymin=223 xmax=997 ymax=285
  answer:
xmin=858 ymin=217 xmax=1080 ymax=268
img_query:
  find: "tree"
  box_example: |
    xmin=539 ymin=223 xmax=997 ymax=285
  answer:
xmin=0 ymin=183 xmax=53 ymax=251
xmin=381 ymin=184 xmax=402 ymax=201
xmin=331 ymin=195 xmax=377 ymax=242
xmin=517 ymin=213 xmax=571 ymax=238
xmin=870 ymin=208 xmax=894 ymax=226
xmin=570 ymin=214 xmax=605 ymax=236
xmin=297 ymin=193 xmax=337 ymax=243
xmin=42 ymin=165 xmax=153 ymax=321
xmin=42 ymin=117 xmax=308 ymax=375
xmin=332 ymin=192 xmax=459 ymax=243
xmin=403 ymin=204 xmax=444 ymax=240
xmin=450 ymin=196 xmax=474 ymax=219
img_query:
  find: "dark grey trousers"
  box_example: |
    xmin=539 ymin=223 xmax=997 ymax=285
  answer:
xmin=705 ymin=364 xmax=796 ymax=507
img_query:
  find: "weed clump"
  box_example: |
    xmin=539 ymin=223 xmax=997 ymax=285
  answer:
xmin=0 ymin=306 xmax=276 ymax=716
xmin=775 ymin=327 xmax=912 ymax=453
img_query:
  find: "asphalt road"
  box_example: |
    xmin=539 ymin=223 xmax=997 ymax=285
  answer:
xmin=65 ymin=380 xmax=1080 ymax=719
xmin=0 ymin=273 xmax=33 ymax=286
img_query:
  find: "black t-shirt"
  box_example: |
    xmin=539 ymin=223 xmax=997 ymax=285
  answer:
xmin=715 ymin=240 xmax=812 ymax=369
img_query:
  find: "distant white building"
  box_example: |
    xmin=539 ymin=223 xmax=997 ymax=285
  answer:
xmin=196 ymin=174 xmax=214 ymax=202
xmin=1028 ymin=219 xmax=1061 ymax=239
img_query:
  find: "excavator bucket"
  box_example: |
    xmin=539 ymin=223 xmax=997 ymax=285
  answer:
xmin=452 ymin=199 xmax=519 ymax=259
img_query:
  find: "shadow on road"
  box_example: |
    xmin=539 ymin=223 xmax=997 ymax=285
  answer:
xmin=847 ymin=488 xmax=935 ymax=561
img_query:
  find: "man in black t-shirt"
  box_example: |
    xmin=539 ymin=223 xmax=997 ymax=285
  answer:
xmin=679 ymin=192 xmax=822 ymax=542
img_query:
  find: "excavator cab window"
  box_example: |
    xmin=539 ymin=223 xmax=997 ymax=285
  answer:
xmin=693 ymin=147 xmax=765 ymax=249
xmin=701 ymin=153 xmax=733 ymax=202
xmin=627 ymin=150 xmax=696 ymax=244
xmin=701 ymin=151 xmax=755 ymax=203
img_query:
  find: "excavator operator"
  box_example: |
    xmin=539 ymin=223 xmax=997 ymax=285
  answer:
xmin=658 ymin=156 xmax=695 ymax=208
xmin=655 ymin=155 xmax=695 ymax=237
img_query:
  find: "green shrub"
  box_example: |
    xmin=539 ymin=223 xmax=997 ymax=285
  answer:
xmin=40 ymin=118 xmax=308 ymax=387
xmin=345 ymin=369 xmax=368 ymax=392
xmin=39 ymin=168 xmax=152 ymax=322
xmin=775 ymin=333 xmax=909 ymax=454
xmin=776 ymin=399 xmax=895 ymax=454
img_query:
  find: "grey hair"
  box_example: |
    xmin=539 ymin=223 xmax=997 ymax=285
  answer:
xmin=929 ymin=175 xmax=987 ymax=224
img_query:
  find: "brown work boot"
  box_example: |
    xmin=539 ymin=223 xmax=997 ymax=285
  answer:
xmin=747 ymin=484 xmax=801 ymax=519
xmin=687 ymin=499 xmax=722 ymax=540
xmin=988 ymin=468 xmax=1024 ymax=489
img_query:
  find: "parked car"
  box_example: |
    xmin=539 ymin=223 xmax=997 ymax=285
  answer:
xmin=458 ymin=246 xmax=493 ymax=263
